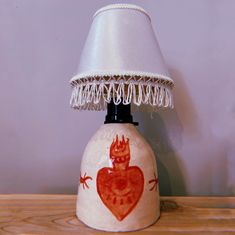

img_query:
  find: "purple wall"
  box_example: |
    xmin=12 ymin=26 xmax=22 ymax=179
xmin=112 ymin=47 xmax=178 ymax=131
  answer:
xmin=0 ymin=0 xmax=235 ymax=195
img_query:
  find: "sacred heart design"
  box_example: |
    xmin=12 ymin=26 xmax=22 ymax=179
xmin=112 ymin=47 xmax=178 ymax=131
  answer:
xmin=97 ymin=135 xmax=144 ymax=221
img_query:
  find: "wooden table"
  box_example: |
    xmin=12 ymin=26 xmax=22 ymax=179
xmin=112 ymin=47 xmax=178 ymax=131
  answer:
xmin=0 ymin=195 xmax=235 ymax=235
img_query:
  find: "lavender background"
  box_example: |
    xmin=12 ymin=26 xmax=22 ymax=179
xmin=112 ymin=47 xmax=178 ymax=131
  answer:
xmin=1 ymin=0 xmax=235 ymax=195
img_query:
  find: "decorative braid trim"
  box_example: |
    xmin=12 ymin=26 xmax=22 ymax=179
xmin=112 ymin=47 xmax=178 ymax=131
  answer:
xmin=70 ymin=75 xmax=174 ymax=111
xmin=70 ymin=71 xmax=174 ymax=85
xmin=93 ymin=4 xmax=150 ymax=20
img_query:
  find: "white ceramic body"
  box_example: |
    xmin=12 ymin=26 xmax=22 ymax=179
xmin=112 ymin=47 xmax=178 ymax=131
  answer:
xmin=76 ymin=123 xmax=160 ymax=232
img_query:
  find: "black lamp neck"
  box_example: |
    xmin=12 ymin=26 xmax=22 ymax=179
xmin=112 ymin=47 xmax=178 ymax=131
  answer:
xmin=104 ymin=99 xmax=138 ymax=126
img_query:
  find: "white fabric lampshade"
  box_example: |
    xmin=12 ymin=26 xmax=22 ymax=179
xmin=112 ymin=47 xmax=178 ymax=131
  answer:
xmin=70 ymin=4 xmax=174 ymax=110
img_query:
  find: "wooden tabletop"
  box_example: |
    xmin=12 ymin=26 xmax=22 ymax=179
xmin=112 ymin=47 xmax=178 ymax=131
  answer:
xmin=0 ymin=195 xmax=235 ymax=235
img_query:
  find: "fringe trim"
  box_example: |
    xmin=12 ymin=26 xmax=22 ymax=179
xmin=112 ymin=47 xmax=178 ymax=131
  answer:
xmin=70 ymin=75 xmax=174 ymax=111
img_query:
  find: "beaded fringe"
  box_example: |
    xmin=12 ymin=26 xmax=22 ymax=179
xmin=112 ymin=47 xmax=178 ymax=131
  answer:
xmin=70 ymin=75 xmax=174 ymax=111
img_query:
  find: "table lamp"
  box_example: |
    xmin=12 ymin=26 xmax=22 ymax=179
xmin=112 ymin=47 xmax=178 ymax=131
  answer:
xmin=69 ymin=4 xmax=174 ymax=232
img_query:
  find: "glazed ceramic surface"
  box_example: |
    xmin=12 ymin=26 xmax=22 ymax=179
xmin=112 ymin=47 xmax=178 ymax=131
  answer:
xmin=76 ymin=123 xmax=160 ymax=232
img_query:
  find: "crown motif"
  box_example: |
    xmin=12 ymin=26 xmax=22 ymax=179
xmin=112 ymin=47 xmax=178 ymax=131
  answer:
xmin=110 ymin=135 xmax=130 ymax=164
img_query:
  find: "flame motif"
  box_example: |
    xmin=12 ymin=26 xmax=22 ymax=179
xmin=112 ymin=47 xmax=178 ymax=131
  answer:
xmin=110 ymin=135 xmax=130 ymax=161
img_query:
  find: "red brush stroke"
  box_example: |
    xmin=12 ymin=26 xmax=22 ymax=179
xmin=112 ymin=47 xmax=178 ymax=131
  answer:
xmin=80 ymin=172 xmax=92 ymax=190
xmin=148 ymin=172 xmax=158 ymax=191
xmin=97 ymin=135 xmax=144 ymax=221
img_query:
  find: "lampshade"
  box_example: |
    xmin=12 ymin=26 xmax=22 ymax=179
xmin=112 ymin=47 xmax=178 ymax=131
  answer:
xmin=70 ymin=4 xmax=174 ymax=110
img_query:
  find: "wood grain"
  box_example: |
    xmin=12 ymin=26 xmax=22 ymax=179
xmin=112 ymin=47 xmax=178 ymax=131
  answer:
xmin=0 ymin=195 xmax=235 ymax=235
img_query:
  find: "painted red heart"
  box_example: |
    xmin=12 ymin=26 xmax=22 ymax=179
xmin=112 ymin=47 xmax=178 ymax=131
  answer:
xmin=97 ymin=166 xmax=144 ymax=221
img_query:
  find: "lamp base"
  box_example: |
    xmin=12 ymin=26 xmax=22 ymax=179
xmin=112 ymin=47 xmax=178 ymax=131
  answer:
xmin=76 ymin=123 xmax=160 ymax=232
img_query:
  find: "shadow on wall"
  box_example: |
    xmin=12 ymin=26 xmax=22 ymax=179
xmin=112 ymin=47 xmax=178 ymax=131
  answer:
xmin=135 ymin=68 xmax=200 ymax=196
xmin=136 ymin=111 xmax=186 ymax=196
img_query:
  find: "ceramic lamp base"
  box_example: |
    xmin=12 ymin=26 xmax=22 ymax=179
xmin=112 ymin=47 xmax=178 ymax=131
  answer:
xmin=76 ymin=123 xmax=160 ymax=232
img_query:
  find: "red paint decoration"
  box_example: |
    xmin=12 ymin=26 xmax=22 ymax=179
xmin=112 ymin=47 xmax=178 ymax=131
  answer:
xmin=97 ymin=135 xmax=144 ymax=221
xmin=148 ymin=172 xmax=158 ymax=191
xmin=80 ymin=172 xmax=92 ymax=190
